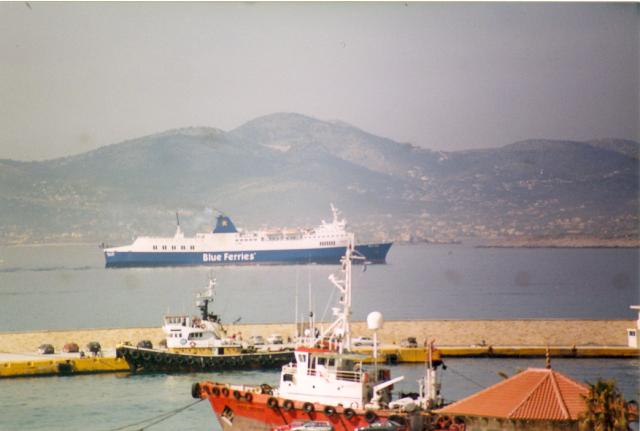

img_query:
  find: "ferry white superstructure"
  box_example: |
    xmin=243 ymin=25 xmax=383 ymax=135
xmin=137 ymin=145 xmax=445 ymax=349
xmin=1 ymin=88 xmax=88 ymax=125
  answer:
xmin=104 ymin=205 xmax=392 ymax=267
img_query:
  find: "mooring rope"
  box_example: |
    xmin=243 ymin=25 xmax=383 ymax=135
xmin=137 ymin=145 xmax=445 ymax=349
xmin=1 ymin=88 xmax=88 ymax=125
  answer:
xmin=444 ymin=364 xmax=486 ymax=390
xmin=105 ymin=398 xmax=204 ymax=431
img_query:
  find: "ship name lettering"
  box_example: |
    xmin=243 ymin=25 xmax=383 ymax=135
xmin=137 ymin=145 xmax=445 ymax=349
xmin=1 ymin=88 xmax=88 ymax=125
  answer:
xmin=223 ymin=252 xmax=256 ymax=262
xmin=202 ymin=253 xmax=223 ymax=262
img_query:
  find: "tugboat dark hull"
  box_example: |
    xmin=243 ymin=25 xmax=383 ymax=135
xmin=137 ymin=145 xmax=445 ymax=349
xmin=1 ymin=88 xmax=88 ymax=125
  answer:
xmin=117 ymin=346 xmax=294 ymax=373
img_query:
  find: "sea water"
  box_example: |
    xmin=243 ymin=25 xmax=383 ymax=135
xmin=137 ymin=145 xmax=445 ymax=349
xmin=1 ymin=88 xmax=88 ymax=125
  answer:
xmin=0 ymin=244 xmax=638 ymax=331
xmin=0 ymin=359 xmax=637 ymax=431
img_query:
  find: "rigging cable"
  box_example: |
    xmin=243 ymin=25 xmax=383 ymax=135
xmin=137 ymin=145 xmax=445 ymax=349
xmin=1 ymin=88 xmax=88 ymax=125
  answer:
xmin=104 ymin=398 xmax=204 ymax=431
xmin=444 ymin=364 xmax=487 ymax=390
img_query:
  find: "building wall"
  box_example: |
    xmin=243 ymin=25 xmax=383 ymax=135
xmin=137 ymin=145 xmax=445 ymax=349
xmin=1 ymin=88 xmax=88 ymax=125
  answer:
xmin=458 ymin=417 xmax=578 ymax=431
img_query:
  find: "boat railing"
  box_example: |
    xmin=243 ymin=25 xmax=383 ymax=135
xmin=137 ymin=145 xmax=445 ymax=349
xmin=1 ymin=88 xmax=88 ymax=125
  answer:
xmin=284 ymin=364 xmax=363 ymax=383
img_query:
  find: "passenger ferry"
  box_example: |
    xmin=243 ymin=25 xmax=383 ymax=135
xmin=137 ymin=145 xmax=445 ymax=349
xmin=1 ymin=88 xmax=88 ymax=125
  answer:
xmin=104 ymin=205 xmax=392 ymax=268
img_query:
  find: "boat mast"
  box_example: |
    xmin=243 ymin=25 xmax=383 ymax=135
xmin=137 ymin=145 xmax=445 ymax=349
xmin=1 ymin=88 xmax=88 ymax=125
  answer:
xmin=175 ymin=211 xmax=184 ymax=238
xmin=322 ymin=233 xmax=364 ymax=353
xmin=196 ymin=277 xmax=216 ymax=321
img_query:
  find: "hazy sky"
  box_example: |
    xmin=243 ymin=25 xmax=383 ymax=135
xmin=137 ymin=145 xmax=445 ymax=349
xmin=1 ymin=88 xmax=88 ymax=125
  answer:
xmin=1 ymin=2 xmax=638 ymax=160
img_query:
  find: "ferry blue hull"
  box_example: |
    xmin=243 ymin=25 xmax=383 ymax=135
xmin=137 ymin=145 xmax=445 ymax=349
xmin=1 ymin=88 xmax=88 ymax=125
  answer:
xmin=104 ymin=243 xmax=392 ymax=268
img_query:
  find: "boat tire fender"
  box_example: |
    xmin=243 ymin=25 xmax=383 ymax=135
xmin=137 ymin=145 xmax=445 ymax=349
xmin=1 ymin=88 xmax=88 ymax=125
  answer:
xmin=303 ymin=402 xmax=315 ymax=413
xmin=222 ymin=387 xmax=230 ymax=397
xmin=233 ymin=390 xmax=241 ymax=400
xmin=191 ymin=383 xmax=201 ymax=399
xmin=283 ymin=400 xmax=294 ymax=411
xmin=212 ymin=386 xmax=220 ymax=396
xmin=267 ymin=397 xmax=279 ymax=409
xmin=364 ymin=410 xmax=377 ymax=423
xmin=324 ymin=406 xmax=336 ymax=416
xmin=344 ymin=408 xmax=356 ymax=419
xmin=244 ymin=392 xmax=253 ymax=402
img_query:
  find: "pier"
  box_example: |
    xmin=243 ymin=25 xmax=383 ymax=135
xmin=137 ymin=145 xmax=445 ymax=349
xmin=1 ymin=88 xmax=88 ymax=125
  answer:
xmin=1 ymin=319 xmax=637 ymax=378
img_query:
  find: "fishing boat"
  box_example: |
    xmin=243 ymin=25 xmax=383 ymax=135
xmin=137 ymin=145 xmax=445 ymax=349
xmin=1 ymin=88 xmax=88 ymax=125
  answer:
xmin=191 ymin=239 xmax=446 ymax=431
xmin=117 ymin=277 xmax=294 ymax=373
xmin=104 ymin=205 xmax=392 ymax=267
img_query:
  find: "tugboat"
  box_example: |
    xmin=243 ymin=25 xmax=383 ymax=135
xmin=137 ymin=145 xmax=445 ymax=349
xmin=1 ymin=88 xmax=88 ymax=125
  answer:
xmin=117 ymin=277 xmax=293 ymax=373
xmin=191 ymin=238 xmax=445 ymax=430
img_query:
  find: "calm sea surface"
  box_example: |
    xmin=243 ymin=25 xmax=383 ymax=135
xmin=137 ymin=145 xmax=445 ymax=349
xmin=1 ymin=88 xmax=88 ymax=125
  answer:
xmin=0 ymin=244 xmax=638 ymax=430
xmin=0 ymin=244 xmax=638 ymax=331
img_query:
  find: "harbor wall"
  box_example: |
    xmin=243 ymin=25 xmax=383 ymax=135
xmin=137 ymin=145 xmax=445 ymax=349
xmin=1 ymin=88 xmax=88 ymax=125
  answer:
xmin=0 ymin=319 xmax=633 ymax=354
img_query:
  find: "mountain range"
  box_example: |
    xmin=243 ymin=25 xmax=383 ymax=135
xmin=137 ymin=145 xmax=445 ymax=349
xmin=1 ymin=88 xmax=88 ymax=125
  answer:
xmin=1 ymin=113 xmax=638 ymax=245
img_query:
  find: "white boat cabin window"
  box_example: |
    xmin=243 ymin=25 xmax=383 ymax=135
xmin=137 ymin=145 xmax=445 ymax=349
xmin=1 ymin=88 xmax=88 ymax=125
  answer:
xmin=296 ymin=352 xmax=309 ymax=364
xmin=190 ymin=245 xmax=195 ymax=250
xmin=315 ymin=357 xmax=335 ymax=367
xmin=162 ymin=245 xmax=167 ymax=250
xmin=171 ymin=246 xmax=176 ymax=250
xmin=153 ymin=245 xmax=158 ymax=250
xmin=180 ymin=245 xmax=186 ymax=250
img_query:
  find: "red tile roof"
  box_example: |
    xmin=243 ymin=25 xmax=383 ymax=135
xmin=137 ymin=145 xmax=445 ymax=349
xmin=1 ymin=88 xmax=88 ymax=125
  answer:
xmin=436 ymin=368 xmax=589 ymax=420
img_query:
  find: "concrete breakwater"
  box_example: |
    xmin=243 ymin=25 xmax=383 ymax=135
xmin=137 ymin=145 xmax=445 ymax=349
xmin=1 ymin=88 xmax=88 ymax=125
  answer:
xmin=0 ymin=319 xmax=634 ymax=354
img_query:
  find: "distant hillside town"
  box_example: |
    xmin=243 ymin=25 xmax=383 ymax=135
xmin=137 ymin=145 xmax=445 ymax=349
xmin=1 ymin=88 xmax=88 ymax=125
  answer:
xmin=1 ymin=113 xmax=638 ymax=246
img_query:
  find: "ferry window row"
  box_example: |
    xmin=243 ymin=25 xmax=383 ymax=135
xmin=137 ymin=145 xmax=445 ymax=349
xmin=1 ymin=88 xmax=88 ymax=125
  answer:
xmin=319 ymin=241 xmax=336 ymax=246
xmin=152 ymin=245 xmax=196 ymax=251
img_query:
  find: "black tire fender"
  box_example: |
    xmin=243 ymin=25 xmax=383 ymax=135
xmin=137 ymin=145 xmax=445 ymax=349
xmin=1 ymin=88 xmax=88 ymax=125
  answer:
xmin=344 ymin=408 xmax=356 ymax=419
xmin=221 ymin=387 xmax=230 ymax=397
xmin=323 ymin=405 xmax=336 ymax=416
xmin=364 ymin=410 xmax=377 ymax=423
xmin=283 ymin=400 xmax=294 ymax=411
xmin=303 ymin=402 xmax=315 ymax=413
xmin=267 ymin=397 xmax=279 ymax=409
xmin=191 ymin=382 xmax=201 ymax=399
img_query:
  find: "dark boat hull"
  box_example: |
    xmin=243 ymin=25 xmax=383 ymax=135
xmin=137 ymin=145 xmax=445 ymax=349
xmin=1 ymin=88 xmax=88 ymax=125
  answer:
xmin=117 ymin=346 xmax=294 ymax=373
